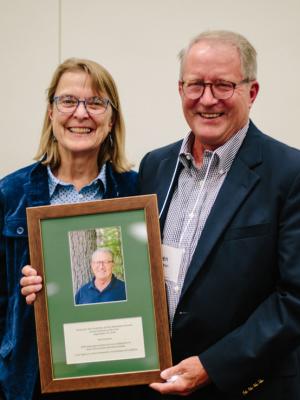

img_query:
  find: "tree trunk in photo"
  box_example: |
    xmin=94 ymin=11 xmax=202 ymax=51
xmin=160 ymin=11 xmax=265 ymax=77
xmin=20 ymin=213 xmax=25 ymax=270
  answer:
xmin=69 ymin=229 xmax=97 ymax=293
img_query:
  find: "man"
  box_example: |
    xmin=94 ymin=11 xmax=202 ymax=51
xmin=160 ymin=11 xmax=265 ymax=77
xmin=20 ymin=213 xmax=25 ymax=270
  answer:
xmin=75 ymin=248 xmax=126 ymax=304
xmin=139 ymin=30 xmax=300 ymax=398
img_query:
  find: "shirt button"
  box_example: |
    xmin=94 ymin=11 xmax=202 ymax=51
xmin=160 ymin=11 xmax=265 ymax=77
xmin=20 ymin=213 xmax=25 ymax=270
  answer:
xmin=219 ymin=169 xmax=225 ymax=175
xmin=78 ymin=194 xmax=83 ymax=199
xmin=174 ymin=286 xmax=180 ymax=293
xmin=17 ymin=227 xmax=24 ymax=235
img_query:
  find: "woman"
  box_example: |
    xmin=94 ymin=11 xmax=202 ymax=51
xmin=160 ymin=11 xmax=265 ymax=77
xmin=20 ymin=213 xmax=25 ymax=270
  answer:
xmin=0 ymin=58 xmax=137 ymax=400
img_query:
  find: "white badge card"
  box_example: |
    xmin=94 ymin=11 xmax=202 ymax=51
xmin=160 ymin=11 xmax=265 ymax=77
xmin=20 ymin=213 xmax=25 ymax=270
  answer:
xmin=162 ymin=244 xmax=184 ymax=284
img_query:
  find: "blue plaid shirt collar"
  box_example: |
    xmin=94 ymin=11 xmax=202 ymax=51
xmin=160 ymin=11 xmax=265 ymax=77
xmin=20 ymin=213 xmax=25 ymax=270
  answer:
xmin=47 ymin=163 xmax=107 ymax=198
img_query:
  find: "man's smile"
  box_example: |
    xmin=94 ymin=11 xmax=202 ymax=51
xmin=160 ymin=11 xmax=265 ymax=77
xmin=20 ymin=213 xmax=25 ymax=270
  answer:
xmin=198 ymin=112 xmax=224 ymax=119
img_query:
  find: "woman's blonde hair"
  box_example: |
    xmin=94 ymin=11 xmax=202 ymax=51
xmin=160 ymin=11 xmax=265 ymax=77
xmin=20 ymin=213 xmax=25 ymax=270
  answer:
xmin=35 ymin=58 xmax=132 ymax=172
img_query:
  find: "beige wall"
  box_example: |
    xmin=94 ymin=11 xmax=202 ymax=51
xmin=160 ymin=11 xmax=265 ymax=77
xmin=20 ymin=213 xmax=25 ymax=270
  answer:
xmin=1 ymin=0 xmax=300 ymax=177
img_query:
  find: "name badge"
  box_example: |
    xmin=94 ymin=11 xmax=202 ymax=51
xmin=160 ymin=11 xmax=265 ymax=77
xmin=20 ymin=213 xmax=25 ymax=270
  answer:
xmin=162 ymin=244 xmax=184 ymax=284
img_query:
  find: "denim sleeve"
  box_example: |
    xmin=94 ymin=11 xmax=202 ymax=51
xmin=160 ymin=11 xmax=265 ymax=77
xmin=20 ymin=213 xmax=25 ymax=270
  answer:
xmin=0 ymin=191 xmax=8 ymax=344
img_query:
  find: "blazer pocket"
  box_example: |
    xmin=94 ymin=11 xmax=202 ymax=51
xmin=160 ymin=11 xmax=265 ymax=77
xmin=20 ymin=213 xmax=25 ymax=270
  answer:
xmin=224 ymin=223 xmax=272 ymax=241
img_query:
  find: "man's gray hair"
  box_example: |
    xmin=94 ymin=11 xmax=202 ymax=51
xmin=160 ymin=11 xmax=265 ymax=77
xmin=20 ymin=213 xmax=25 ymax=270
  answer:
xmin=91 ymin=248 xmax=114 ymax=261
xmin=178 ymin=30 xmax=257 ymax=81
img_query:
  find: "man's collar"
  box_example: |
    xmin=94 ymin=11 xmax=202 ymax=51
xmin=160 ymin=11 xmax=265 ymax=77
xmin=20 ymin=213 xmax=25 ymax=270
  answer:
xmin=91 ymin=274 xmax=116 ymax=291
xmin=179 ymin=121 xmax=249 ymax=172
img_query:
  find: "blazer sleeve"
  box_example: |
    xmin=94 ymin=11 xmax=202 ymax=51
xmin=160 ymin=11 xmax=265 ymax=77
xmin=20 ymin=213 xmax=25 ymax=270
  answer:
xmin=199 ymin=170 xmax=300 ymax=393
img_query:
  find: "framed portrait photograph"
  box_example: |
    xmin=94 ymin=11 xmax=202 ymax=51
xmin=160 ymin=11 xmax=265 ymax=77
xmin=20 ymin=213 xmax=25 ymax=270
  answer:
xmin=26 ymin=194 xmax=172 ymax=393
xmin=69 ymin=226 xmax=128 ymax=306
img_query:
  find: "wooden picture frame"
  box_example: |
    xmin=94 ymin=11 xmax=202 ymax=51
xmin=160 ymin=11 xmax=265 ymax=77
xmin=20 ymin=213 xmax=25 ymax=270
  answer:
xmin=26 ymin=194 xmax=172 ymax=393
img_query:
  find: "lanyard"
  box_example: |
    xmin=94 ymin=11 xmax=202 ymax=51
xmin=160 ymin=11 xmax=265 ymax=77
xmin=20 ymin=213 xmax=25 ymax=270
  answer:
xmin=178 ymin=152 xmax=216 ymax=246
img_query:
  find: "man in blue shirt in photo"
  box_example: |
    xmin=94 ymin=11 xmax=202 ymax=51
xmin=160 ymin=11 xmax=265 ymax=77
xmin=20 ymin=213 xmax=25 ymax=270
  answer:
xmin=75 ymin=248 xmax=126 ymax=305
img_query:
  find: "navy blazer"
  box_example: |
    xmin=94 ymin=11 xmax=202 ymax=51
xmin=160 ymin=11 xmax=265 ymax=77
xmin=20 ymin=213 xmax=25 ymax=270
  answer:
xmin=0 ymin=161 xmax=137 ymax=400
xmin=138 ymin=121 xmax=300 ymax=399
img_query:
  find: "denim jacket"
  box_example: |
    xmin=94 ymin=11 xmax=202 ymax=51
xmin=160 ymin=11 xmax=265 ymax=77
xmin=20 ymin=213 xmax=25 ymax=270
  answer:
xmin=0 ymin=161 xmax=137 ymax=400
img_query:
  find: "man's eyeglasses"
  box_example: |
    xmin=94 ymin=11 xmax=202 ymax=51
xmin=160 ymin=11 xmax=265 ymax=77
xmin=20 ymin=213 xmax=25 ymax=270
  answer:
xmin=52 ymin=95 xmax=111 ymax=115
xmin=93 ymin=260 xmax=113 ymax=266
xmin=180 ymin=79 xmax=251 ymax=100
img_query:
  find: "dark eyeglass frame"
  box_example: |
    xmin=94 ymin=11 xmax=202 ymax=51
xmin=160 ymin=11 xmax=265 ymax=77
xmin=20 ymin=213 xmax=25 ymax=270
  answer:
xmin=93 ymin=260 xmax=113 ymax=266
xmin=180 ymin=78 xmax=251 ymax=100
xmin=52 ymin=95 xmax=111 ymax=115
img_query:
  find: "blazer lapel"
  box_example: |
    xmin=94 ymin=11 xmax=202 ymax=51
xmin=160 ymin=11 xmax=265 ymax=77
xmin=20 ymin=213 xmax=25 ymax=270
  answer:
xmin=155 ymin=142 xmax=183 ymax=230
xmin=181 ymin=127 xmax=263 ymax=298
